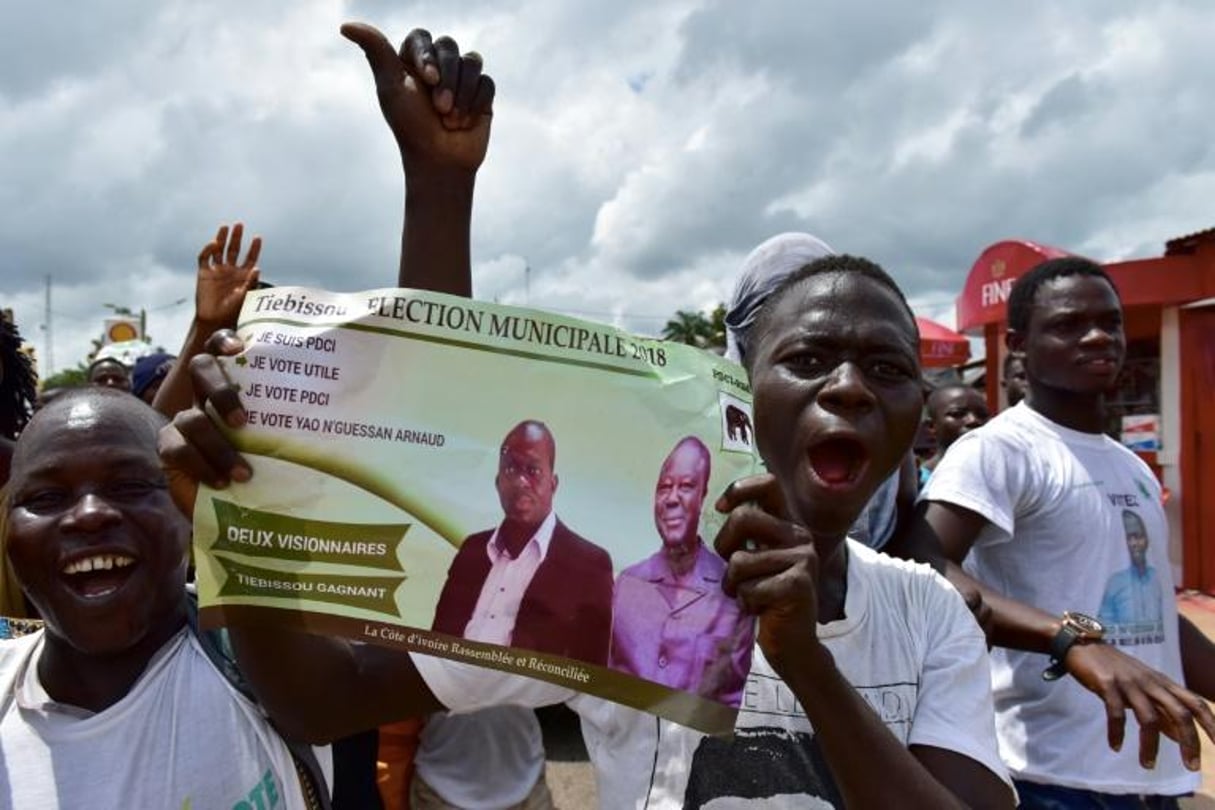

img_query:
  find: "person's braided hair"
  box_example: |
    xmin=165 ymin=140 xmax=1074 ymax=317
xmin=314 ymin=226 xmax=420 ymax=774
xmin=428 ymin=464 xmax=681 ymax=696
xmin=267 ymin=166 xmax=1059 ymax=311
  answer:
xmin=0 ymin=319 xmax=37 ymax=441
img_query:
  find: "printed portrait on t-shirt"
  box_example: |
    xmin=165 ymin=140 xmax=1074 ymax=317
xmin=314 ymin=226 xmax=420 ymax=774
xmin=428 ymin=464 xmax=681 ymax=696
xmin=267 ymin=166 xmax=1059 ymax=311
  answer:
xmin=1097 ymin=509 xmax=1165 ymax=646
xmin=674 ymin=667 xmax=917 ymax=809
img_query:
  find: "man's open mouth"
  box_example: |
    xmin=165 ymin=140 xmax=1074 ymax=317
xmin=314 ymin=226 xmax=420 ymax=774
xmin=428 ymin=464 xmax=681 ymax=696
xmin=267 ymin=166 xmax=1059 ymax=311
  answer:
xmin=60 ymin=553 xmax=137 ymax=599
xmin=807 ymin=437 xmax=870 ymax=489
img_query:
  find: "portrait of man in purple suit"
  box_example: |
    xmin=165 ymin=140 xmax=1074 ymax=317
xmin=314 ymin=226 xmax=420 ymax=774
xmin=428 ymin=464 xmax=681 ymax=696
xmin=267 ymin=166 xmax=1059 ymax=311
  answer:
xmin=431 ymin=420 xmax=615 ymax=665
xmin=609 ymin=436 xmax=755 ymax=704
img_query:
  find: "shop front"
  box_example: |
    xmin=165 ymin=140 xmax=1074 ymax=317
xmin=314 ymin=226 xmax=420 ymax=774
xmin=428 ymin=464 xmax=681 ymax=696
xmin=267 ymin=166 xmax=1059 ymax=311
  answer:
xmin=956 ymin=229 xmax=1215 ymax=591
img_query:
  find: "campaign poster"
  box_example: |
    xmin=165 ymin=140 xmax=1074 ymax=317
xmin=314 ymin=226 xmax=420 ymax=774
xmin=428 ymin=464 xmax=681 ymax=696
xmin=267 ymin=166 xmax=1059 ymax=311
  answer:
xmin=192 ymin=286 xmax=761 ymax=735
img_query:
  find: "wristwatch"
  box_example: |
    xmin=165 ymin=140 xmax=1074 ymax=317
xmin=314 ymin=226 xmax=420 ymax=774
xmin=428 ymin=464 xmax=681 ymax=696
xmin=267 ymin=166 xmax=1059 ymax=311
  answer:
xmin=1042 ymin=612 xmax=1104 ymax=681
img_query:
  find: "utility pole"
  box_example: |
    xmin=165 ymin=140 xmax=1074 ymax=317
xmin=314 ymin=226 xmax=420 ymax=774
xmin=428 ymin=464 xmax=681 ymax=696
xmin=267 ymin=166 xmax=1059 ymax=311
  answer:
xmin=525 ymin=262 xmax=531 ymax=306
xmin=44 ymin=275 xmax=54 ymax=377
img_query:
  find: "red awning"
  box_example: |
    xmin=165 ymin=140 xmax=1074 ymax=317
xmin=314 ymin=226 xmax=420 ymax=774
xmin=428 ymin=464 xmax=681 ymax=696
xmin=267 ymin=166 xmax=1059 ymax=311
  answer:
xmin=916 ymin=316 xmax=971 ymax=368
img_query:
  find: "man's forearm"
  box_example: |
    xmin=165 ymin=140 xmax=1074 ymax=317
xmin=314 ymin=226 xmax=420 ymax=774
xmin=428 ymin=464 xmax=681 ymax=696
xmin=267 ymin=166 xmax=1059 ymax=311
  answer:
xmin=229 ymin=623 xmax=442 ymax=744
xmin=153 ymin=319 xmax=222 ymax=418
xmin=889 ymin=506 xmax=1062 ymax=655
xmin=399 ymin=162 xmax=476 ymax=295
xmin=942 ymin=562 xmax=1061 ymax=654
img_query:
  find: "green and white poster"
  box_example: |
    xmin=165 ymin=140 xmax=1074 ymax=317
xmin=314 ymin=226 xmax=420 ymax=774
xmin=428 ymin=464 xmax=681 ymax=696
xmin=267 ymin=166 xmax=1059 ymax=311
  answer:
xmin=194 ymin=286 xmax=761 ymax=734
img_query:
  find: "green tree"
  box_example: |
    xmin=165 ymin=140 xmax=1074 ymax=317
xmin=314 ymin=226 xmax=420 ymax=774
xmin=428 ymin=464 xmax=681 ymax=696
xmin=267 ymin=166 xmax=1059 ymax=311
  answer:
xmin=662 ymin=304 xmax=728 ymax=352
xmin=662 ymin=310 xmax=713 ymax=346
xmin=41 ymin=364 xmax=88 ymax=390
xmin=707 ymin=303 xmax=727 ymax=350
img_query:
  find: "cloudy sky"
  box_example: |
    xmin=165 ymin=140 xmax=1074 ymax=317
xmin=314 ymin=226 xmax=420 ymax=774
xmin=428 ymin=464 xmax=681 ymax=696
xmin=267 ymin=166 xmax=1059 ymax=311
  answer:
xmin=4 ymin=0 xmax=1214 ymax=377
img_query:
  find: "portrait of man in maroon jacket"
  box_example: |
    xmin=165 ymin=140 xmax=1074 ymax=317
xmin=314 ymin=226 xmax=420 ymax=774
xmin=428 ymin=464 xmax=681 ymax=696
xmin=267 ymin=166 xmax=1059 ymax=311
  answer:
xmin=430 ymin=420 xmax=615 ymax=665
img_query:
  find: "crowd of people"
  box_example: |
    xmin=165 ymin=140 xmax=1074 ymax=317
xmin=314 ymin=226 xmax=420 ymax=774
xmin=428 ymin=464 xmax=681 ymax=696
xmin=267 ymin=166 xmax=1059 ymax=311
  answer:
xmin=1 ymin=19 xmax=1214 ymax=810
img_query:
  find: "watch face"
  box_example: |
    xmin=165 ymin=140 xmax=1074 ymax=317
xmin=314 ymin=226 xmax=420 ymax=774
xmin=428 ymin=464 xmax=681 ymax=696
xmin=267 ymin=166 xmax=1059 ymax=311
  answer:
xmin=1065 ymin=612 xmax=1104 ymax=637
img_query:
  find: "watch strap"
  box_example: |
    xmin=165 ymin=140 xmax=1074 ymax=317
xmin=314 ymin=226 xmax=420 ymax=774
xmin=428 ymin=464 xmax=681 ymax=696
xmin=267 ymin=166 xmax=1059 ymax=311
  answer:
xmin=1042 ymin=624 xmax=1081 ymax=681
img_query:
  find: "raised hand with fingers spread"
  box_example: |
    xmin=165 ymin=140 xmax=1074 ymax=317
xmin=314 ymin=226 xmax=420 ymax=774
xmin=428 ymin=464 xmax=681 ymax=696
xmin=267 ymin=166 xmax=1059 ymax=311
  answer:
xmin=151 ymin=223 xmax=262 ymax=419
xmin=195 ymin=223 xmax=262 ymax=330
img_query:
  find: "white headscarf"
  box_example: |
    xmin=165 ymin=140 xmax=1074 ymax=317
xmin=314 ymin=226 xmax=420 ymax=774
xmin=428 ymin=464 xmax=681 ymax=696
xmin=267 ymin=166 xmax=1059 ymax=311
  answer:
xmin=724 ymin=233 xmax=836 ymax=364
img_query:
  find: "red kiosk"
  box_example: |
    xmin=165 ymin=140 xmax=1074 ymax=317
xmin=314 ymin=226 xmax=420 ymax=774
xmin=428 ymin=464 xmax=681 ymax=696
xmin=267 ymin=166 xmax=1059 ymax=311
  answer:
xmin=956 ymin=229 xmax=1215 ymax=592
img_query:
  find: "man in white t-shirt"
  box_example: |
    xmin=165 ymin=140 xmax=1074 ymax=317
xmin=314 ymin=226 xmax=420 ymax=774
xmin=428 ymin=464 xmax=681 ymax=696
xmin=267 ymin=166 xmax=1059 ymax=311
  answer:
xmin=162 ymin=254 xmax=1016 ymax=808
xmin=902 ymin=257 xmax=1215 ymax=807
xmin=0 ymin=388 xmax=322 ymax=809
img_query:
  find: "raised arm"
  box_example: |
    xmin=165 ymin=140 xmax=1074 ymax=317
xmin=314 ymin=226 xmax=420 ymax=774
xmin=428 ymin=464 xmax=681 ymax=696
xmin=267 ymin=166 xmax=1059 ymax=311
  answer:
xmin=157 ymin=23 xmax=502 ymax=743
xmin=893 ymin=501 xmax=1059 ymax=650
xmin=153 ymin=223 xmax=261 ymax=418
xmin=341 ymin=23 xmax=494 ymax=295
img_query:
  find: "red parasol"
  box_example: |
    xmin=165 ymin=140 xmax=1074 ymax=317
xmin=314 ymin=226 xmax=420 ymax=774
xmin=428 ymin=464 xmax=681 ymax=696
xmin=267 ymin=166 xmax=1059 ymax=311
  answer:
xmin=915 ymin=316 xmax=971 ymax=368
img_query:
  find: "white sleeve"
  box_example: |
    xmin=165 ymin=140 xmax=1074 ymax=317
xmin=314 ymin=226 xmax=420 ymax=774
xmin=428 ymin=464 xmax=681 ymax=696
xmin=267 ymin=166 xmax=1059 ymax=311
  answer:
xmin=919 ymin=430 xmax=1024 ymax=546
xmin=907 ymin=574 xmax=1011 ymax=789
xmin=410 ymin=652 xmax=577 ymax=713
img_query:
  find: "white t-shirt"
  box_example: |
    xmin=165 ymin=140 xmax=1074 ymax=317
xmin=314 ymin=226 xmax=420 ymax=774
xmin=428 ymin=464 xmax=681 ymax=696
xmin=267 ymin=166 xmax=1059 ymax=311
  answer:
xmin=465 ymin=512 xmax=557 ymax=645
xmin=0 ymin=628 xmax=320 ymax=810
xmin=415 ymin=707 xmax=544 ymax=809
xmin=415 ymin=540 xmax=1009 ymax=809
xmin=922 ymin=402 xmax=1197 ymax=795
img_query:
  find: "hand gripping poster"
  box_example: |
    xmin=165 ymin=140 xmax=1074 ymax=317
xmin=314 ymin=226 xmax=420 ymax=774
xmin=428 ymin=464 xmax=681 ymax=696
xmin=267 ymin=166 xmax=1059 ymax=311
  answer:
xmin=193 ymin=286 xmax=761 ymax=735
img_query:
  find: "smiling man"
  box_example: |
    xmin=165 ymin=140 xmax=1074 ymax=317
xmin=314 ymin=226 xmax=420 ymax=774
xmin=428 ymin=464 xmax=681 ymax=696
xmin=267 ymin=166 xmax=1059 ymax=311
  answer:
xmin=0 ymin=388 xmax=322 ymax=809
xmin=430 ymin=420 xmax=615 ymax=665
xmin=609 ymin=436 xmax=754 ymax=704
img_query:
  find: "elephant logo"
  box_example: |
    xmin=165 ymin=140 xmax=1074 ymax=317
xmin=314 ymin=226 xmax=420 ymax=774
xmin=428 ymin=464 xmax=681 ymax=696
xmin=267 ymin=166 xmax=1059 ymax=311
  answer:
xmin=725 ymin=404 xmax=752 ymax=445
xmin=719 ymin=392 xmax=755 ymax=454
